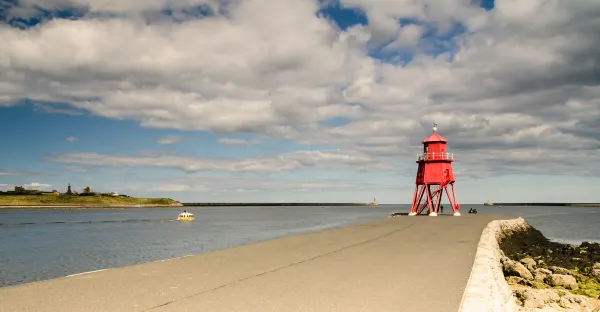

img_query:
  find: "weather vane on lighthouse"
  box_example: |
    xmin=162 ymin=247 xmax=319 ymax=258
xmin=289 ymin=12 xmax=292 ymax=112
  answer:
xmin=432 ymin=121 xmax=437 ymax=132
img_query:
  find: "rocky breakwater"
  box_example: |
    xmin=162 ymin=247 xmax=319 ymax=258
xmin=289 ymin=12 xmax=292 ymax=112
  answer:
xmin=499 ymin=225 xmax=600 ymax=312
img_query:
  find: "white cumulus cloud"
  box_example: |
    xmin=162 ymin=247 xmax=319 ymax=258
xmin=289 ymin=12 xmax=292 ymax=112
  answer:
xmin=46 ymin=149 xmax=398 ymax=173
xmin=22 ymin=182 xmax=53 ymax=190
xmin=155 ymin=135 xmax=182 ymax=144
xmin=0 ymin=0 xmax=598 ymax=180
xmin=218 ymin=138 xmax=261 ymax=145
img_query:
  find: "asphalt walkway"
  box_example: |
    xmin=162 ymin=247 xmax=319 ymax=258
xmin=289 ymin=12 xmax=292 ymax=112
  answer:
xmin=0 ymin=214 xmax=514 ymax=312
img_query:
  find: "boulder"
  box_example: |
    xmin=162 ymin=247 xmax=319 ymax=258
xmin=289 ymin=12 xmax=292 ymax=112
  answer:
xmin=572 ymin=273 xmax=588 ymax=282
xmin=503 ymin=257 xmax=534 ymax=280
xmin=534 ymin=268 xmax=553 ymax=283
xmin=558 ymin=294 xmax=592 ymax=311
xmin=538 ymin=259 xmax=546 ymax=266
xmin=521 ymin=257 xmax=537 ymax=271
xmin=547 ymin=274 xmax=579 ymax=290
xmin=513 ymin=288 xmax=592 ymax=311
xmin=513 ymin=288 xmax=560 ymax=309
xmin=530 ymin=281 xmax=547 ymax=289
xmin=551 ymin=266 xmax=574 ymax=276
xmin=507 ymin=276 xmax=525 ymax=285
xmin=592 ymin=263 xmax=600 ymax=281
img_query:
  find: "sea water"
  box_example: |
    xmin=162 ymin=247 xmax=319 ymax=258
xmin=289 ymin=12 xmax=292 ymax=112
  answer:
xmin=0 ymin=204 xmax=598 ymax=287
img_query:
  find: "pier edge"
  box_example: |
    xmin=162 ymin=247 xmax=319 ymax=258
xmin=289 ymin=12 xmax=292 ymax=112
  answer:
xmin=458 ymin=218 xmax=528 ymax=312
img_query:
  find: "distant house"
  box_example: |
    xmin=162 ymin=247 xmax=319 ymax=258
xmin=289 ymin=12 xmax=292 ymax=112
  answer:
xmin=0 ymin=186 xmax=42 ymax=195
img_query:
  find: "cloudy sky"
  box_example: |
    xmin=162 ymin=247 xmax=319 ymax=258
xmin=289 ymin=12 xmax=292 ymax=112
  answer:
xmin=1 ymin=0 xmax=599 ymax=204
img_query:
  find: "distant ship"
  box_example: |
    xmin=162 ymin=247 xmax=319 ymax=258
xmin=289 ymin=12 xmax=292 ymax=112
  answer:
xmin=484 ymin=200 xmax=494 ymax=206
xmin=368 ymin=198 xmax=379 ymax=206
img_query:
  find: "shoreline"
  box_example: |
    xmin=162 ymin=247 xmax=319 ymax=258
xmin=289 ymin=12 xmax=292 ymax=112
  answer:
xmin=0 ymin=202 xmax=377 ymax=209
xmin=491 ymin=203 xmax=600 ymax=207
xmin=0 ymin=204 xmax=182 ymax=209
xmin=0 ymin=194 xmax=182 ymax=209
xmin=182 ymin=202 xmax=379 ymax=207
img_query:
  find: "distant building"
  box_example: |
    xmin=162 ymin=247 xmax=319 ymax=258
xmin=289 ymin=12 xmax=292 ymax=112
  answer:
xmin=0 ymin=185 xmax=42 ymax=195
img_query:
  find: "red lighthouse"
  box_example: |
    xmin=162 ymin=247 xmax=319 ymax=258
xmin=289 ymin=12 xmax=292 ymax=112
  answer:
xmin=409 ymin=123 xmax=461 ymax=216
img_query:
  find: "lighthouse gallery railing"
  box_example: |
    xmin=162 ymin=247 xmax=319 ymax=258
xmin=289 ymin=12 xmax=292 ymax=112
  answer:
xmin=417 ymin=152 xmax=454 ymax=161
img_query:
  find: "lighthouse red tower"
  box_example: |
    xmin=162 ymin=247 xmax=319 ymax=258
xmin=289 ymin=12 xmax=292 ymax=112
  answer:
xmin=409 ymin=123 xmax=461 ymax=216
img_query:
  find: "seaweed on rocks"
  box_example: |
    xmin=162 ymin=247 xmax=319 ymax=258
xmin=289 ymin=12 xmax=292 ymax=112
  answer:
xmin=499 ymin=225 xmax=600 ymax=273
xmin=499 ymin=223 xmax=600 ymax=311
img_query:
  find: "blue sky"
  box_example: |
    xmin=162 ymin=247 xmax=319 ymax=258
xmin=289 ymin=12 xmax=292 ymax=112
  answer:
xmin=1 ymin=0 xmax=599 ymax=203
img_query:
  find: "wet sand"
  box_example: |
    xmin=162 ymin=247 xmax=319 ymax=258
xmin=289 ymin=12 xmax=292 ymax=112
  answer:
xmin=0 ymin=214 xmax=515 ymax=312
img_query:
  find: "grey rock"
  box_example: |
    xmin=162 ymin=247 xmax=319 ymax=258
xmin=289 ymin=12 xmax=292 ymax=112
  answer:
xmin=507 ymin=276 xmax=525 ymax=285
xmin=503 ymin=258 xmax=534 ymax=280
xmin=529 ymin=281 xmax=547 ymax=289
xmin=521 ymin=257 xmax=537 ymax=271
xmin=534 ymin=268 xmax=553 ymax=283
xmin=592 ymin=262 xmax=600 ymax=281
xmin=551 ymin=266 xmax=574 ymax=276
xmin=513 ymin=288 xmax=592 ymax=311
xmin=547 ymin=274 xmax=579 ymax=290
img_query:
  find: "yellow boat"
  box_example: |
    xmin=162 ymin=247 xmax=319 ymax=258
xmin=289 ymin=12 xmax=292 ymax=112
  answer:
xmin=177 ymin=211 xmax=195 ymax=221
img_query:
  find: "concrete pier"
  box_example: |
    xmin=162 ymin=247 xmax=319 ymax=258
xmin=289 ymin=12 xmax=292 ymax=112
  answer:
xmin=0 ymin=214 xmax=515 ymax=312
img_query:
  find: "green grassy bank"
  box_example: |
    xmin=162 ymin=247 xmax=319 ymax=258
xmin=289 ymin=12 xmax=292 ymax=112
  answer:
xmin=0 ymin=194 xmax=182 ymax=208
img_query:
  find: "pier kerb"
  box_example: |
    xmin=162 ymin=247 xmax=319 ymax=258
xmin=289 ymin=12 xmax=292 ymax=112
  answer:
xmin=457 ymin=218 xmax=527 ymax=312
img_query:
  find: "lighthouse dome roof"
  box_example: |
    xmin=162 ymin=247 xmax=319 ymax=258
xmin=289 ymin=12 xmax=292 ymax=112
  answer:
xmin=422 ymin=131 xmax=448 ymax=143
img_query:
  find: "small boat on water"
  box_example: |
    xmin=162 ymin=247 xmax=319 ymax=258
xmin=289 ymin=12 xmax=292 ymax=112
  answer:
xmin=484 ymin=200 xmax=494 ymax=206
xmin=177 ymin=211 xmax=195 ymax=221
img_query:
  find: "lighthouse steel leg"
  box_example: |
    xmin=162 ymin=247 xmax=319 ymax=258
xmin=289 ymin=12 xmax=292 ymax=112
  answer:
xmin=451 ymin=183 xmax=459 ymax=212
xmin=434 ymin=189 xmax=443 ymax=213
xmin=445 ymin=186 xmax=455 ymax=209
xmin=410 ymin=184 xmax=419 ymax=212
xmin=410 ymin=184 xmax=426 ymax=215
xmin=417 ymin=183 xmax=445 ymax=215
xmin=425 ymin=185 xmax=435 ymax=216
xmin=416 ymin=186 xmax=429 ymax=215
xmin=410 ymin=185 xmax=418 ymax=214
xmin=447 ymin=183 xmax=461 ymax=216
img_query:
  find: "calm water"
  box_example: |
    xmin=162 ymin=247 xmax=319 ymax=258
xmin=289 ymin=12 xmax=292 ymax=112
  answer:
xmin=1 ymin=204 xmax=599 ymax=287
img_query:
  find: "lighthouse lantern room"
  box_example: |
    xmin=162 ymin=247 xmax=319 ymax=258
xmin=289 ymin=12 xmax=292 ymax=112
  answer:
xmin=409 ymin=123 xmax=461 ymax=216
